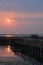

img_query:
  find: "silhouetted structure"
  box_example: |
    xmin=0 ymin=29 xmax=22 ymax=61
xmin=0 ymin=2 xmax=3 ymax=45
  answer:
xmin=0 ymin=35 xmax=43 ymax=63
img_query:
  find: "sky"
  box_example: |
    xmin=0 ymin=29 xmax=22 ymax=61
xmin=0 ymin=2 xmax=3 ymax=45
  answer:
xmin=0 ymin=0 xmax=43 ymax=34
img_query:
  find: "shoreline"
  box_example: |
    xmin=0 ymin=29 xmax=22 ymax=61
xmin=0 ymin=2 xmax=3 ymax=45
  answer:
xmin=0 ymin=56 xmax=31 ymax=65
xmin=15 ymin=52 xmax=43 ymax=65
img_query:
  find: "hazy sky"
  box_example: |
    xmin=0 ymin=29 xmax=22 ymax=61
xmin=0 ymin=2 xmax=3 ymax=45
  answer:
xmin=0 ymin=0 xmax=43 ymax=34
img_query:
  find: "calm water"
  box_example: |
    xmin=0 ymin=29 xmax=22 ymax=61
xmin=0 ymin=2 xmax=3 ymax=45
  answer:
xmin=0 ymin=46 xmax=32 ymax=65
xmin=0 ymin=45 xmax=14 ymax=57
xmin=0 ymin=45 xmax=24 ymax=61
xmin=0 ymin=34 xmax=43 ymax=37
xmin=0 ymin=45 xmax=21 ymax=60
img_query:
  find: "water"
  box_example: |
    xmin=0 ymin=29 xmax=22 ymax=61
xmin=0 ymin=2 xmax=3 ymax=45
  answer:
xmin=0 ymin=46 xmax=14 ymax=57
xmin=0 ymin=45 xmax=23 ymax=59
xmin=0 ymin=34 xmax=30 ymax=37
xmin=0 ymin=45 xmax=32 ymax=65
xmin=0 ymin=34 xmax=43 ymax=37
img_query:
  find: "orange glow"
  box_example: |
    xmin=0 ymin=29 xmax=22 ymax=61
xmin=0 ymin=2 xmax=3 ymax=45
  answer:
xmin=0 ymin=46 xmax=14 ymax=57
xmin=7 ymin=46 xmax=10 ymax=52
xmin=6 ymin=45 xmax=11 ymax=53
xmin=8 ymin=19 xmax=10 ymax=23
xmin=6 ymin=35 xmax=12 ymax=37
xmin=4 ymin=18 xmax=13 ymax=26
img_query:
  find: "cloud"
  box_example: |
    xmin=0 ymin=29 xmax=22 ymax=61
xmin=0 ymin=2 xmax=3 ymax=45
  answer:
xmin=14 ymin=12 xmax=43 ymax=19
xmin=0 ymin=11 xmax=43 ymax=20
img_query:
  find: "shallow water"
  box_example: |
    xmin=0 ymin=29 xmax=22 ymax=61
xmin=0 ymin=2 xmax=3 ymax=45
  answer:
xmin=0 ymin=46 xmax=14 ymax=57
xmin=0 ymin=45 xmax=32 ymax=65
xmin=0 ymin=45 xmax=24 ymax=61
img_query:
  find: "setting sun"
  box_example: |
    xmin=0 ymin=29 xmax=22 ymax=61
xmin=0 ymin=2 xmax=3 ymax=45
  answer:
xmin=8 ymin=19 xmax=10 ymax=23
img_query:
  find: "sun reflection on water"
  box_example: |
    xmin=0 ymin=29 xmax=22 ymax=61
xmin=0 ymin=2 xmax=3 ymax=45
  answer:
xmin=5 ymin=35 xmax=12 ymax=37
xmin=0 ymin=45 xmax=14 ymax=57
xmin=6 ymin=45 xmax=11 ymax=53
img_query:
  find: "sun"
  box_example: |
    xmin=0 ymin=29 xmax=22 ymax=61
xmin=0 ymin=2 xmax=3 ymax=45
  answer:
xmin=8 ymin=19 xmax=10 ymax=23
